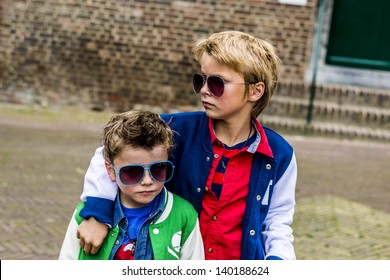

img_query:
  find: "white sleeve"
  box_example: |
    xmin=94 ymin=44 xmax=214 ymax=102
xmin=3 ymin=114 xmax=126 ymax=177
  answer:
xmin=58 ymin=210 xmax=80 ymax=260
xmin=80 ymin=146 xmax=118 ymax=202
xmin=179 ymin=220 xmax=205 ymax=260
xmin=263 ymin=152 xmax=297 ymax=260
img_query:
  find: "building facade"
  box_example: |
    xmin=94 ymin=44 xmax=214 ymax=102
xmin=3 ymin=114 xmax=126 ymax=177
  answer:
xmin=0 ymin=0 xmax=389 ymax=139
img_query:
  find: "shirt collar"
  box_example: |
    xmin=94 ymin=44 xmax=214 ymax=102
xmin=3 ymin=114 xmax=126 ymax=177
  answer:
xmin=208 ymin=118 xmax=274 ymax=158
xmin=251 ymin=118 xmax=274 ymax=158
xmin=208 ymin=118 xmax=219 ymax=144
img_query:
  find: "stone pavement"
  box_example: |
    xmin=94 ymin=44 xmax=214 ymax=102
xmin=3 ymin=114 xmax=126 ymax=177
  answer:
xmin=293 ymin=195 xmax=390 ymax=259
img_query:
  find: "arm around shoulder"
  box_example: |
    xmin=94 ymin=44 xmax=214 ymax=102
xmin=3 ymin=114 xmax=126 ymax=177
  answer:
xmin=81 ymin=146 xmax=118 ymax=201
xmin=79 ymin=146 xmax=117 ymax=225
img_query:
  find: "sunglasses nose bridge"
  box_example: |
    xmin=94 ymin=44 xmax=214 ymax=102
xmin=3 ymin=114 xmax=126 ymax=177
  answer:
xmin=140 ymin=167 xmax=154 ymax=184
xmin=201 ymin=77 xmax=215 ymax=97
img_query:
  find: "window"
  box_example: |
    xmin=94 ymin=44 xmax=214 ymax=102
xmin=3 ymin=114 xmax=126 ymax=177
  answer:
xmin=326 ymin=0 xmax=390 ymax=71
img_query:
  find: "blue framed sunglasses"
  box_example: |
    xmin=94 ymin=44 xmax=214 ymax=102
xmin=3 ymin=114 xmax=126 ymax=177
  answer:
xmin=111 ymin=160 xmax=175 ymax=186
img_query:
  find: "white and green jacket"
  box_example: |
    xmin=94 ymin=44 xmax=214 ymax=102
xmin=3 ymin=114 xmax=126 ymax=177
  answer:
xmin=59 ymin=188 xmax=204 ymax=260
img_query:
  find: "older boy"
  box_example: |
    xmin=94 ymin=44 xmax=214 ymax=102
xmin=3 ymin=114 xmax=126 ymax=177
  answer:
xmin=59 ymin=111 xmax=204 ymax=260
xmin=78 ymin=31 xmax=297 ymax=260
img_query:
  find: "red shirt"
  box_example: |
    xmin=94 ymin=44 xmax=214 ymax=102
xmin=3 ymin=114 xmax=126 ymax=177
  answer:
xmin=199 ymin=120 xmax=254 ymax=260
xmin=200 ymin=118 xmax=274 ymax=259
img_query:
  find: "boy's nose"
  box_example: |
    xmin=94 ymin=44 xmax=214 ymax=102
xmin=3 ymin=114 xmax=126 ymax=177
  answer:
xmin=140 ymin=170 xmax=153 ymax=185
xmin=201 ymin=84 xmax=212 ymax=96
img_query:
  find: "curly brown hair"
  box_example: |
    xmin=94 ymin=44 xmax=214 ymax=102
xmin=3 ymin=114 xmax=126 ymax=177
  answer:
xmin=102 ymin=111 xmax=174 ymax=162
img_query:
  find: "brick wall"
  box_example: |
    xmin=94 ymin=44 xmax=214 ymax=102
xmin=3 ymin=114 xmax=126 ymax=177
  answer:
xmin=0 ymin=0 xmax=317 ymax=110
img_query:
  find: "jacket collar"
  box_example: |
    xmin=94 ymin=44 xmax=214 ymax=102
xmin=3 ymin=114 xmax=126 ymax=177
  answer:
xmin=207 ymin=117 xmax=274 ymax=158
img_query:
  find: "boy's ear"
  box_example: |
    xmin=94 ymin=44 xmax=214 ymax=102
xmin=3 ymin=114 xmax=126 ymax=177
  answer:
xmin=104 ymin=159 xmax=117 ymax=182
xmin=248 ymin=82 xmax=265 ymax=102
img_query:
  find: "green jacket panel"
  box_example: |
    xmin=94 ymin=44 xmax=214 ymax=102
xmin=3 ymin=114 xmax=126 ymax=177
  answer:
xmin=149 ymin=193 xmax=198 ymax=260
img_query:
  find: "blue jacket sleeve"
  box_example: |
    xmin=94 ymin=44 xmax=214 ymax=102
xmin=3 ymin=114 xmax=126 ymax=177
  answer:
xmin=79 ymin=196 xmax=114 ymax=226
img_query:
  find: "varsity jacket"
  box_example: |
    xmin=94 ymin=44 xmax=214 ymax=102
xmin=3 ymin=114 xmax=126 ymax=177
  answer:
xmin=59 ymin=188 xmax=204 ymax=260
xmin=80 ymin=111 xmax=297 ymax=260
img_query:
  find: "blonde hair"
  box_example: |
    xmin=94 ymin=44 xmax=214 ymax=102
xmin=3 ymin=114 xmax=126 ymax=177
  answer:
xmin=192 ymin=30 xmax=281 ymax=117
xmin=102 ymin=111 xmax=174 ymax=162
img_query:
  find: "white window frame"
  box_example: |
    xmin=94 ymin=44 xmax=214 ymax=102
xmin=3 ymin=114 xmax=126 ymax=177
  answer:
xmin=278 ymin=0 xmax=307 ymax=6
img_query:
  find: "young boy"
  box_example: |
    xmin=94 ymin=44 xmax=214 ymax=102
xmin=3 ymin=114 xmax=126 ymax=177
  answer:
xmin=59 ymin=111 xmax=204 ymax=260
xmin=78 ymin=31 xmax=297 ymax=260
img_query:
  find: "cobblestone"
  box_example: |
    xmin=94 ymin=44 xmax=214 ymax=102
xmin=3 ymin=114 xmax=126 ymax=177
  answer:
xmin=293 ymin=195 xmax=390 ymax=259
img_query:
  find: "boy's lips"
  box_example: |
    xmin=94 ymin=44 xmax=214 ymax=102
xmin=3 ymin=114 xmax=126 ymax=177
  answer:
xmin=202 ymin=100 xmax=214 ymax=108
xmin=138 ymin=190 xmax=155 ymax=195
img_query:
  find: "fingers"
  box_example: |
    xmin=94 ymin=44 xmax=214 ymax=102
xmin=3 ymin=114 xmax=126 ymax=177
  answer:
xmin=77 ymin=217 xmax=108 ymax=255
xmin=79 ymin=237 xmax=85 ymax=249
xmin=78 ymin=230 xmax=91 ymax=255
xmin=81 ymin=241 xmax=100 ymax=255
xmin=77 ymin=233 xmax=101 ymax=255
xmin=91 ymin=244 xmax=102 ymax=255
xmin=83 ymin=243 xmax=92 ymax=255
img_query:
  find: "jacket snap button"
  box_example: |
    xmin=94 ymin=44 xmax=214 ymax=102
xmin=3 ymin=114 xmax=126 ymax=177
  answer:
xmin=256 ymin=195 xmax=261 ymax=201
xmin=250 ymin=230 xmax=255 ymax=236
xmin=206 ymin=157 xmax=210 ymax=161
xmin=214 ymin=154 xmax=219 ymax=159
xmin=208 ymin=248 xmax=213 ymax=253
xmin=266 ymin=163 xmax=272 ymax=170
xmin=153 ymin=228 xmax=159 ymax=235
xmin=196 ymin=187 xmax=201 ymax=192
